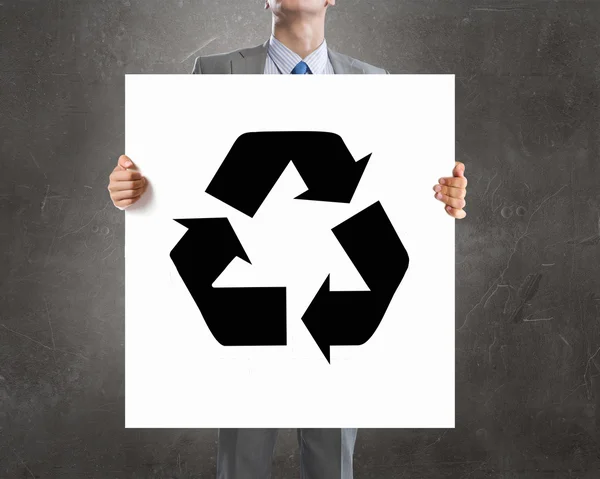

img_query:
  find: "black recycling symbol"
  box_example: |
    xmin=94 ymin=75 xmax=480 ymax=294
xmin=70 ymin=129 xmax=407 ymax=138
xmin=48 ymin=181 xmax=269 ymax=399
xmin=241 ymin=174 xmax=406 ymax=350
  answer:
xmin=170 ymin=132 xmax=409 ymax=362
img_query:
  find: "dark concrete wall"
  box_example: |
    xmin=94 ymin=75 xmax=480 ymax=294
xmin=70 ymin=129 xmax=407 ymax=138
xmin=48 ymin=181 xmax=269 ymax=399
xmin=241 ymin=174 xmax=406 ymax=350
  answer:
xmin=1 ymin=0 xmax=599 ymax=477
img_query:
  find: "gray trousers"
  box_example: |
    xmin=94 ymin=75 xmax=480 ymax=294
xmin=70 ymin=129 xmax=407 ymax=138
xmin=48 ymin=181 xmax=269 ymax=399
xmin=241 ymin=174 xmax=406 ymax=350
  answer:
xmin=216 ymin=428 xmax=358 ymax=479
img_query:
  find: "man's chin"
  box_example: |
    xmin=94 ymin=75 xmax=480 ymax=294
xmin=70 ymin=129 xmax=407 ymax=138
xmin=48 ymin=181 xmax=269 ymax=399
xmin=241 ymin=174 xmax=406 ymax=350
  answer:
xmin=273 ymin=0 xmax=326 ymax=15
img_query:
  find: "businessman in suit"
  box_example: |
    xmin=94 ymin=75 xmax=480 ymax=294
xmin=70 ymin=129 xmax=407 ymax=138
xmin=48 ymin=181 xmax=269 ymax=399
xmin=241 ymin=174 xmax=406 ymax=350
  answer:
xmin=108 ymin=0 xmax=468 ymax=477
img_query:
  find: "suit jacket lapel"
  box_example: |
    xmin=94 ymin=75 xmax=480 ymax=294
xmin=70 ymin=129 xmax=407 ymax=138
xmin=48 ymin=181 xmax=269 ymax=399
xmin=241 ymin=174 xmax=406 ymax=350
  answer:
xmin=328 ymin=49 xmax=365 ymax=74
xmin=230 ymin=40 xmax=269 ymax=74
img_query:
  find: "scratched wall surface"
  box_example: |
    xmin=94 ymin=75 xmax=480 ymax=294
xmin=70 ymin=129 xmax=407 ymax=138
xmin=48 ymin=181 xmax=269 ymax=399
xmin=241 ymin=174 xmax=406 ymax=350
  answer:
xmin=1 ymin=0 xmax=600 ymax=477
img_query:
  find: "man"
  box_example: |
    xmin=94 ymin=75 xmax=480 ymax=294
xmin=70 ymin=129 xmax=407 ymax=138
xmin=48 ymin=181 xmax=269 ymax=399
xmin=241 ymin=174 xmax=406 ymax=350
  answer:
xmin=108 ymin=0 xmax=468 ymax=477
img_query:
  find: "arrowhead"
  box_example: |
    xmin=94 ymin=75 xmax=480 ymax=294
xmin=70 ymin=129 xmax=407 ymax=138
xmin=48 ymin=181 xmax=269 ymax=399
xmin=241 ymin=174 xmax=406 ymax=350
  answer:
xmin=301 ymin=275 xmax=332 ymax=363
xmin=294 ymin=153 xmax=371 ymax=204
xmin=173 ymin=218 xmax=251 ymax=264
xmin=231 ymin=239 xmax=251 ymax=265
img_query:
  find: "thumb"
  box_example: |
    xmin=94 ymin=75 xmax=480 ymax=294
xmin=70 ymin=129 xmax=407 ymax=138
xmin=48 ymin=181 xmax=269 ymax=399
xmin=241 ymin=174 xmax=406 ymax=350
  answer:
xmin=118 ymin=154 xmax=134 ymax=170
xmin=453 ymin=161 xmax=465 ymax=178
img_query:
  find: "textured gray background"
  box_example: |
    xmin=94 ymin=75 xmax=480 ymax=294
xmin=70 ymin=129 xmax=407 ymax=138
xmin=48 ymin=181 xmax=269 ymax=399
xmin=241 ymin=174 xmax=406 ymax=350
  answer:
xmin=2 ymin=0 xmax=600 ymax=477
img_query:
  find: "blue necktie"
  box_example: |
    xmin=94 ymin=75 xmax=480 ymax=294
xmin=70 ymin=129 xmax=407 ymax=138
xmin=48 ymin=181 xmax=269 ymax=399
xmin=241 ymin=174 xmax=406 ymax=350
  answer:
xmin=291 ymin=61 xmax=311 ymax=74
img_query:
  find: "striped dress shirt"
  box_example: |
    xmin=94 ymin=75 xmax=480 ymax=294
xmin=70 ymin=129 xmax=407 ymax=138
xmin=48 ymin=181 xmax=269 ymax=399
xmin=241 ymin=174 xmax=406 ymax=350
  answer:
xmin=265 ymin=34 xmax=335 ymax=74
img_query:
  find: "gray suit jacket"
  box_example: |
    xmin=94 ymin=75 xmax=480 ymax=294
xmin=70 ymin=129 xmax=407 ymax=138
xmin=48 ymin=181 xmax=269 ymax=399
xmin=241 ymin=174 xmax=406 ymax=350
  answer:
xmin=192 ymin=40 xmax=388 ymax=74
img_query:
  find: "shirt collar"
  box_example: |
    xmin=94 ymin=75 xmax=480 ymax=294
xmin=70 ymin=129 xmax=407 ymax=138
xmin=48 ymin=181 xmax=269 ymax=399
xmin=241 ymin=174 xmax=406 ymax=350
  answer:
xmin=267 ymin=34 xmax=329 ymax=74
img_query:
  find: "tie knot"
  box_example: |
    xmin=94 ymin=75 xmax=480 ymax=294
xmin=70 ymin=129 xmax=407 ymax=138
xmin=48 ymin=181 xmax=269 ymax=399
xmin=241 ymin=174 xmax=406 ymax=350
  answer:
xmin=291 ymin=61 xmax=310 ymax=74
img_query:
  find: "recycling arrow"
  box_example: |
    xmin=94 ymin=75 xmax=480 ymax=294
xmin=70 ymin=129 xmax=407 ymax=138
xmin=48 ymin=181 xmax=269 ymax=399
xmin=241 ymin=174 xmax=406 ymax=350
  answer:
xmin=205 ymin=131 xmax=370 ymax=217
xmin=170 ymin=217 xmax=286 ymax=346
xmin=170 ymin=131 xmax=410 ymax=362
xmin=301 ymin=201 xmax=409 ymax=362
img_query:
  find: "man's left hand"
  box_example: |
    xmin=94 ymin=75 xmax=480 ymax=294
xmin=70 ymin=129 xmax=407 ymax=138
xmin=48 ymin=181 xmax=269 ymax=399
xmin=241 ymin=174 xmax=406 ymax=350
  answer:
xmin=433 ymin=161 xmax=467 ymax=219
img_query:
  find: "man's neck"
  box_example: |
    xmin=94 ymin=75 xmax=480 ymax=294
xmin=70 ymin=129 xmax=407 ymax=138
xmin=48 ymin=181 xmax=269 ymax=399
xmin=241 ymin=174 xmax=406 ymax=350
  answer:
xmin=272 ymin=16 xmax=326 ymax=59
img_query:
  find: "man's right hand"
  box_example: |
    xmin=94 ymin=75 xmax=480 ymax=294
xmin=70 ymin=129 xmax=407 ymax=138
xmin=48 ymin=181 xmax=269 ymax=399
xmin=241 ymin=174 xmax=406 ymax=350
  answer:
xmin=108 ymin=155 xmax=147 ymax=209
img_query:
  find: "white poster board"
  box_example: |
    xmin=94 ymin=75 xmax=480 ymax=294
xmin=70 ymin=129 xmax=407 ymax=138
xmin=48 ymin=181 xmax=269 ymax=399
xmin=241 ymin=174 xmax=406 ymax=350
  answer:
xmin=125 ymin=74 xmax=455 ymax=428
